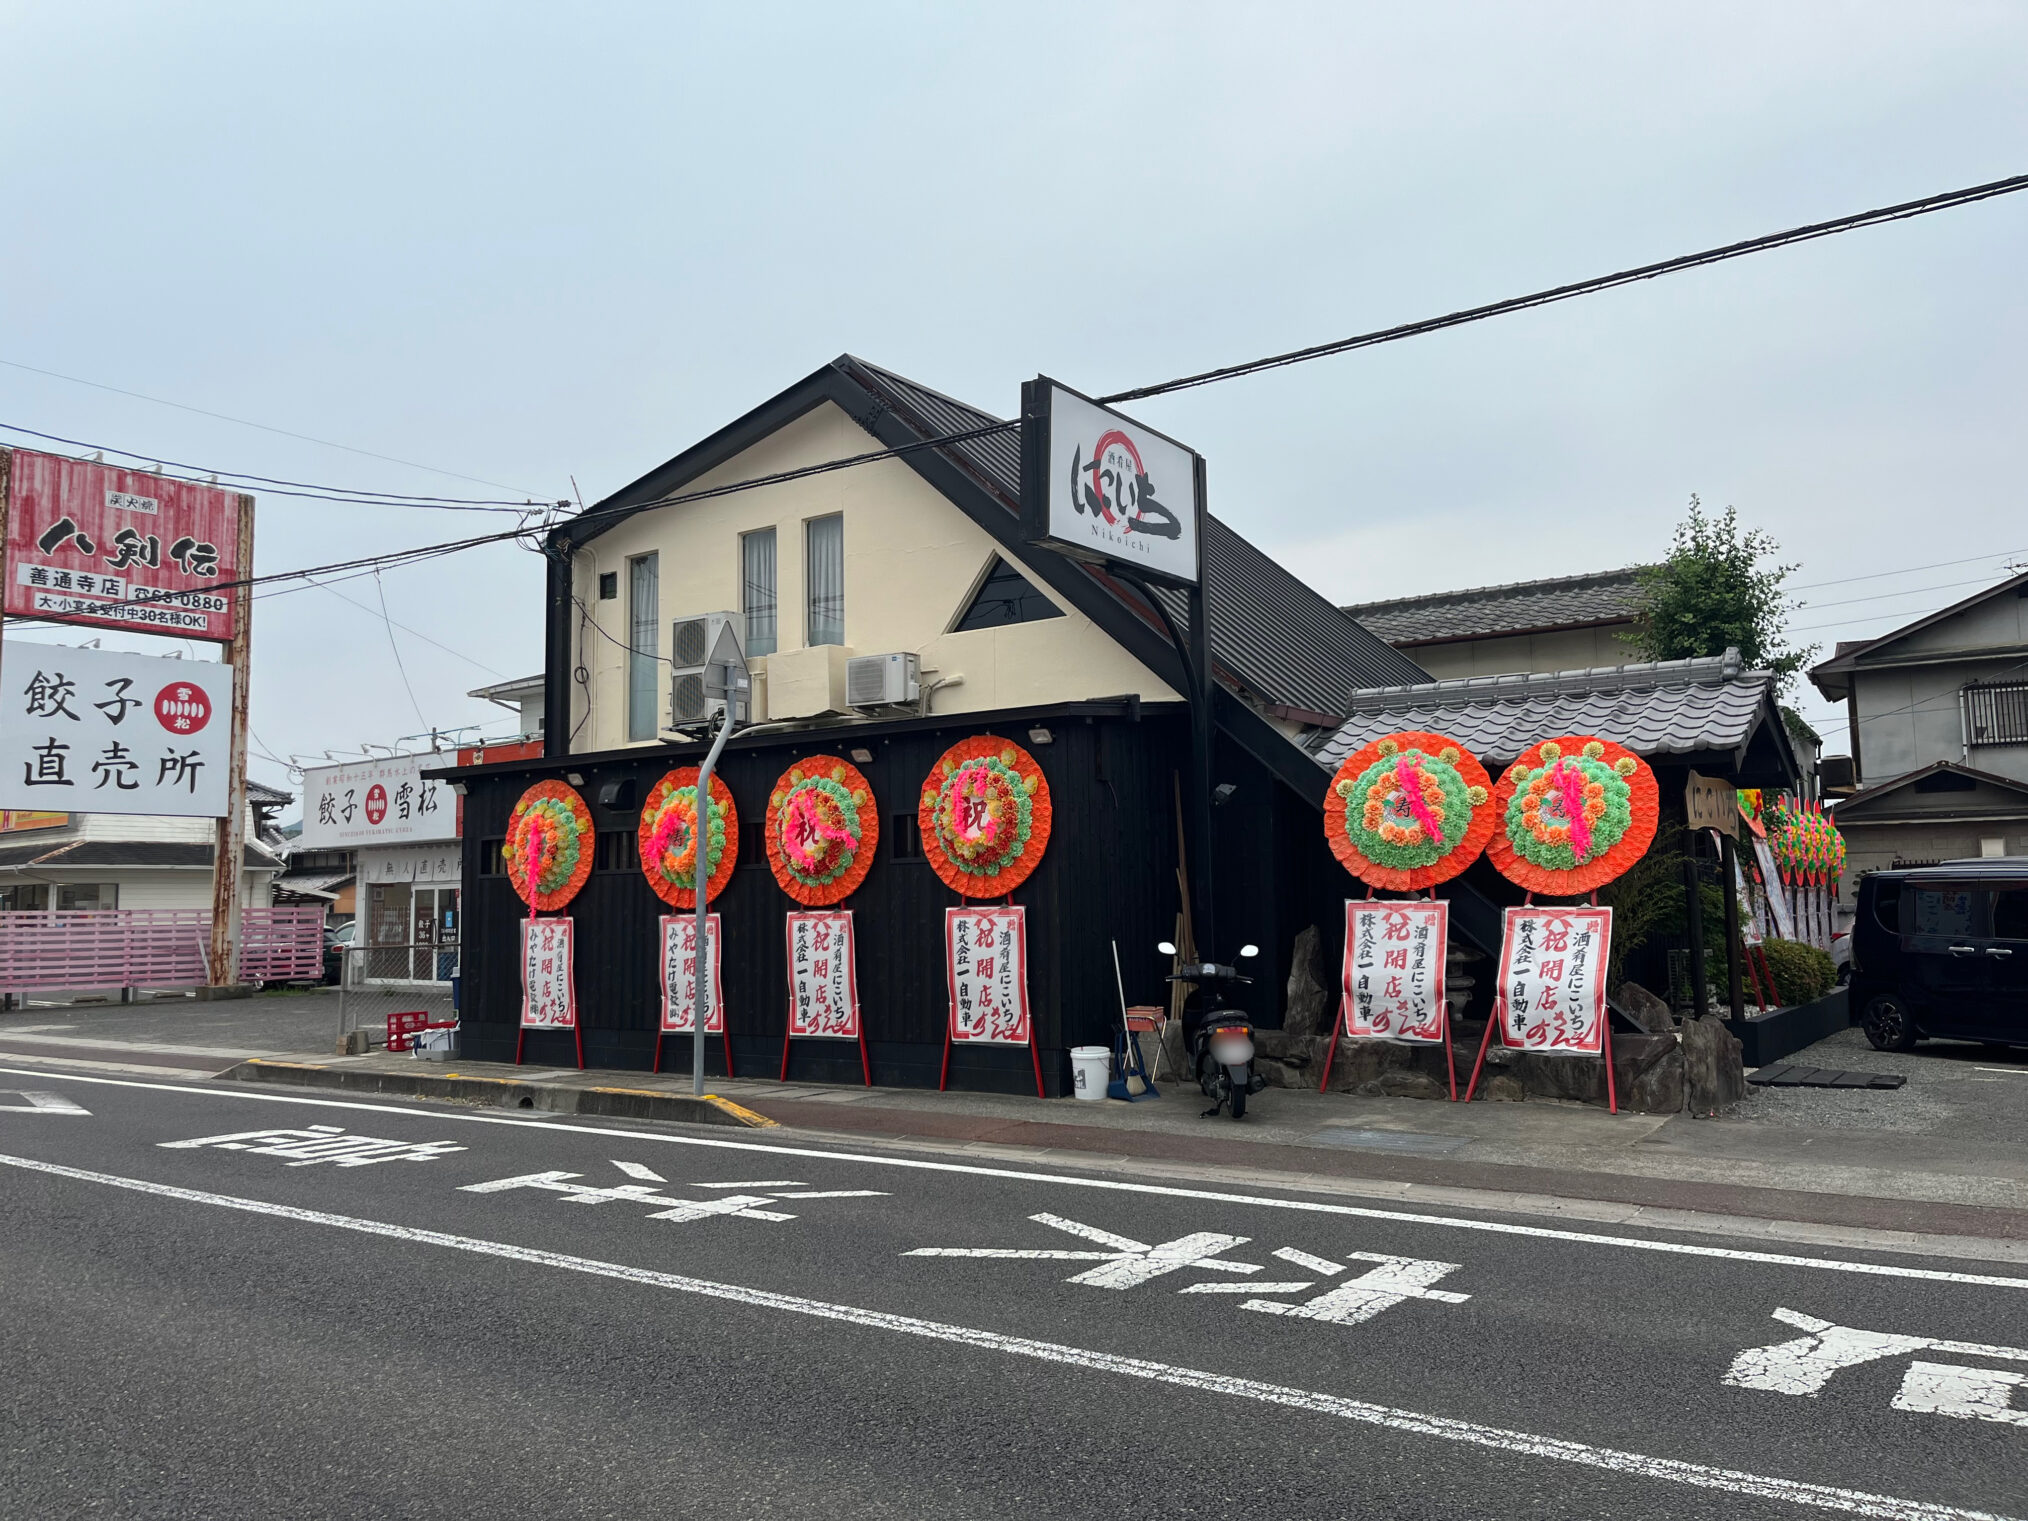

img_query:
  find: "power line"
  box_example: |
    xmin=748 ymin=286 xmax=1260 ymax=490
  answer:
xmin=1098 ymin=170 xmax=2028 ymax=405
xmin=304 ymin=575 xmax=510 ymax=678
xmin=1795 ymin=572 xmax=2023 ymax=614
xmin=1788 ymin=549 xmax=2028 ymax=592
xmin=0 ymin=356 xmax=540 ymax=494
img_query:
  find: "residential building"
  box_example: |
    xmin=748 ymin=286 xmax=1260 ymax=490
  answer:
xmin=0 ymin=785 xmax=290 ymax=912
xmin=1344 ymin=567 xmax=1649 ymax=681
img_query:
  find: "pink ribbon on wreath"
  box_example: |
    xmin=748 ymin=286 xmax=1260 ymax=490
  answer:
xmin=1552 ymin=760 xmax=1593 ymax=862
xmin=1393 ymin=756 xmax=1445 ymax=847
xmin=784 ymin=789 xmax=855 ymax=871
xmin=524 ymin=816 xmax=545 ymax=913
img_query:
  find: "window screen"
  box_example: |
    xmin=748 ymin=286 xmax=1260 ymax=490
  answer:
xmin=953 ymin=557 xmax=1065 ymax=632
xmin=743 ymin=528 xmax=778 ymax=657
xmin=628 ymin=553 xmax=659 ymax=742
xmin=806 ymin=515 xmax=844 ymax=646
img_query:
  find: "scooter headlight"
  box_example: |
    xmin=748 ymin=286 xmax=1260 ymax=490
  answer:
xmin=1209 ymin=1032 xmax=1255 ymax=1066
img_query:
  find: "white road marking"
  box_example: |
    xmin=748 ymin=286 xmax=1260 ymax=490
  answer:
xmin=11 ymin=1065 xmax=2028 ymax=1290
xmin=696 ymin=1179 xmax=803 ymax=1189
xmin=774 ymin=1190 xmax=887 ymax=1200
xmin=159 ymin=1126 xmax=465 ymax=1167
xmin=1726 ymin=1308 xmax=2028 ymax=1397
xmin=0 ymin=1090 xmax=90 ymax=1115
xmin=1181 ymin=1280 xmax=1316 ymax=1295
xmin=1274 ymin=1246 xmax=1347 ymax=1275
xmin=0 ymin=1150 xmax=2012 ymax=1521
xmin=612 ymin=1160 xmax=665 ymax=1181
xmin=1893 ymin=1363 xmax=2028 ymax=1427
xmin=1973 ymin=1068 xmax=2028 ymax=1077
xmin=457 ymin=1169 xmax=881 ymax=1224
xmin=909 ymin=1213 xmax=1265 ymax=1290
xmin=1243 ymin=1252 xmax=1471 ymax=1325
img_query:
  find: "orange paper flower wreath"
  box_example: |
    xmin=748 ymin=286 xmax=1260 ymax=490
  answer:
xmin=918 ymin=734 xmax=1052 ymax=899
xmin=638 ymin=767 xmax=740 ymax=909
xmin=1322 ymin=730 xmax=1496 ymax=892
xmin=1486 ymin=736 xmax=1658 ymax=897
xmin=765 ymin=754 xmax=880 ymax=906
xmin=503 ymin=779 xmax=594 ymax=912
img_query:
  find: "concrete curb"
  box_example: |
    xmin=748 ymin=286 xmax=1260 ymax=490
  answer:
xmin=215 ymin=1059 xmax=777 ymax=1129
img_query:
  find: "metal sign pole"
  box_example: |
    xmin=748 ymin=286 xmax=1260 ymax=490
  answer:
xmin=207 ymin=494 xmax=255 ymax=988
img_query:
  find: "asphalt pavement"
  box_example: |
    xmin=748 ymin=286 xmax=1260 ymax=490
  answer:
xmin=3 ymin=1062 xmax=2025 ymax=1519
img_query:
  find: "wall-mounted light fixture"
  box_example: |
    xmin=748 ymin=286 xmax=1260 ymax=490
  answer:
xmin=849 ymin=747 xmax=874 ymax=764
xmin=1027 ymin=727 xmax=1053 ymax=745
xmin=566 ymin=771 xmax=586 ymax=787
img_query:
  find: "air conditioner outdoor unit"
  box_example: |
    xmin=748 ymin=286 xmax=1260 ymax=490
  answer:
xmin=668 ymin=611 xmax=749 ymax=728
xmin=846 ymin=651 xmax=920 ymax=709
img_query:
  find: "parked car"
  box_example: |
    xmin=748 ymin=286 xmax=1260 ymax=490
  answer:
xmin=322 ymin=919 xmax=357 ymax=985
xmin=1850 ymin=859 xmax=2028 ymax=1051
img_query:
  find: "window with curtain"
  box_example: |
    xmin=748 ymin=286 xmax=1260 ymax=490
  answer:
xmin=806 ymin=514 xmax=844 ymax=646
xmin=627 ymin=552 xmax=659 ymax=741
xmin=742 ymin=528 xmax=777 ymax=656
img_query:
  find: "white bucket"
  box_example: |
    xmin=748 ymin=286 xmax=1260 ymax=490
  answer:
xmin=1070 ymin=1045 xmax=1111 ymax=1101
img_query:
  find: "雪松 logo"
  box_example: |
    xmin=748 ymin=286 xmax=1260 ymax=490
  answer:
xmin=1069 ymin=429 xmax=1182 ymax=542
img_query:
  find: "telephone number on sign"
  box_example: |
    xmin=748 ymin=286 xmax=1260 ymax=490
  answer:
xmin=29 ymin=593 xmax=215 ymax=630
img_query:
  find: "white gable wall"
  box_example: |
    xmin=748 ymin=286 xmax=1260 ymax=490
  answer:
xmin=569 ymin=401 xmax=1178 ymax=753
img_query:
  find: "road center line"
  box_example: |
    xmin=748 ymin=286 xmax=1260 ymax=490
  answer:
xmin=6 ymin=1065 xmax=2026 ymax=1290
xmin=0 ymin=1150 xmax=2009 ymax=1521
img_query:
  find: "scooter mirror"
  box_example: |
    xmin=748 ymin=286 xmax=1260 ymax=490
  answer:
xmin=1156 ymin=941 xmax=1177 ymax=957
xmin=1239 ymin=944 xmax=1260 ymax=958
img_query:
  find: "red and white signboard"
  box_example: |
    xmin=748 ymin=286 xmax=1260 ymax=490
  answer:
xmin=0 ymin=641 xmax=232 ymax=817
xmin=520 ymin=919 xmax=577 ymax=1029
xmin=660 ymin=913 xmax=726 ymax=1034
xmin=945 ymin=905 xmax=1031 ymax=1045
xmin=3 ymin=448 xmax=243 ymax=640
xmin=1495 ymin=906 xmax=1611 ymax=1055
xmin=1341 ymin=900 xmax=1449 ymax=1043
xmin=786 ymin=910 xmax=860 ymax=1038
xmin=296 ymin=756 xmax=454 ymax=849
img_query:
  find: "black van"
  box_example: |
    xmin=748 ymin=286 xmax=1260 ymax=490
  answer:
xmin=1850 ymin=858 xmax=2028 ymax=1051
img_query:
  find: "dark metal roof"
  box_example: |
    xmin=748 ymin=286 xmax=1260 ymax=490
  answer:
xmin=842 ymin=358 xmax=1430 ymax=715
xmin=0 ymin=840 xmax=282 ymax=871
xmin=1344 ymin=567 xmax=1649 ymax=646
xmin=1309 ymin=652 xmax=1788 ymax=772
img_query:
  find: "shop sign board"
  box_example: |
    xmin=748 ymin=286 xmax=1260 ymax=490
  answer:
xmin=660 ymin=913 xmax=725 ymax=1034
xmin=1495 ymin=906 xmax=1611 ymax=1055
xmin=360 ymin=844 xmax=461 ymax=884
xmin=786 ymin=910 xmax=859 ymax=1038
xmin=520 ymin=918 xmax=576 ymax=1029
xmin=297 ymin=756 xmax=453 ymax=849
xmin=0 ymin=641 xmax=231 ymax=817
xmin=945 ymin=905 xmax=1031 ymax=1045
xmin=3 ymin=448 xmax=243 ymax=640
xmin=0 ymin=809 xmax=68 ymax=832
xmin=1684 ymin=770 xmax=1738 ymax=836
xmin=1340 ymin=900 xmax=1448 ymax=1043
xmin=1019 ymin=377 xmax=1202 ymax=586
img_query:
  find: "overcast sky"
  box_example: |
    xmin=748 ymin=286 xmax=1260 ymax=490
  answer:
xmin=4 ymin=3 xmax=2024 ymax=801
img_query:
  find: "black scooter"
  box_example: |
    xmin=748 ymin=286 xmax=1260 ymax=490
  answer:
xmin=1159 ymin=941 xmax=1266 ymax=1120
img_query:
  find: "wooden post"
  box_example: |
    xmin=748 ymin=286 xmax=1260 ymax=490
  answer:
xmin=1681 ymin=850 xmax=1709 ymax=1021
xmin=207 ymin=495 xmax=255 ymax=988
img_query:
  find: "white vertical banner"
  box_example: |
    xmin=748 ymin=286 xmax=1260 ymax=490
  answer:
xmin=1340 ymin=900 xmax=1449 ymax=1043
xmin=785 ymin=910 xmax=860 ymax=1039
xmin=520 ymin=919 xmax=577 ymax=1030
xmin=1752 ymin=837 xmax=1796 ymax=941
xmin=660 ymin=913 xmax=725 ymax=1034
xmin=1496 ymin=906 xmax=1611 ymax=1056
xmin=945 ymin=905 xmax=1031 ymax=1046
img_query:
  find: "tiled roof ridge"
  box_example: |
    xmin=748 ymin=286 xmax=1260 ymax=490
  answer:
xmin=1343 ymin=565 xmax=1651 ymax=616
xmin=1340 ymin=649 xmax=1755 ymax=715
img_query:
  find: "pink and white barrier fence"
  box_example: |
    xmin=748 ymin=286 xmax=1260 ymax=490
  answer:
xmin=0 ymin=906 xmax=325 ymax=992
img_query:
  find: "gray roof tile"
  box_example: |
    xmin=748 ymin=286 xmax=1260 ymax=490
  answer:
xmin=1344 ymin=567 xmax=1649 ymax=645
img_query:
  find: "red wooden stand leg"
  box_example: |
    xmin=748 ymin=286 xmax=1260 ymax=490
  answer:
xmin=652 ymin=1034 xmax=663 ymax=1075
xmin=1317 ymin=1021 xmax=1342 ymax=1094
xmin=1443 ymin=1016 xmax=1458 ymax=1102
xmin=1461 ymin=1004 xmax=1501 ymax=1103
xmin=1602 ymin=1014 xmax=1618 ymax=1116
xmin=858 ymin=1028 xmax=872 ymax=1087
xmin=515 ymin=1027 xmax=526 ymax=1066
xmin=779 ymin=1030 xmax=793 ymax=1082
xmin=938 ymin=1027 xmax=953 ymax=1092
xmin=1029 ymin=1030 xmax=1045 ymax=1100
xmin=574 ymin=1024 xmax=584 ymax=1072
xmin=722 ymin=1030 xmax=736 ymax=1081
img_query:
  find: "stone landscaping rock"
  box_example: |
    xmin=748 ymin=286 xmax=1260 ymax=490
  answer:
xmin=1483 ymin=1074 xmax=1526 ymax=1102
xmin=1681 ymin=1014 xmax=1746 ymax=1115
xmin=1282 ymin=925 xmax=1330 ymax=1045
xmin=1616 ymin=981 xmax=1676 ymax=1034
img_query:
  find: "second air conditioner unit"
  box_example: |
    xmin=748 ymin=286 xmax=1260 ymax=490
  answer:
xmin=846 ymin=651 xmax=920 ymax=709
xmin=668 ymin=611 xmax=749 ymax=728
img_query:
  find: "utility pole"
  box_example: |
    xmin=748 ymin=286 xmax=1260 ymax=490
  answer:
xmin=207 ymin=494 xmax=256 ymax=990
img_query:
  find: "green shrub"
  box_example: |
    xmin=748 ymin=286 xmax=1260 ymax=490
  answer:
xmin=1759 ymin=938 xmax=1834 ymax=1005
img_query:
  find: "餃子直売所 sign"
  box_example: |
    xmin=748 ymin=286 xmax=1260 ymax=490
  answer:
xmin=1020 ymin=379 xmax=1200 ymax=585
xmin=0 ymin=641 xmax=232 ymax=818
xmin=3 ymin=449 xmax=243 ymax=641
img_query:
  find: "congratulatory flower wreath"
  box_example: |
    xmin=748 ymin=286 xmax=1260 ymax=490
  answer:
xmin=766 ymin=755 xmax=880 ymax=906
xmin=1767 ymin=797 xmax=1845 ymax=886
xmin=503 ymin=779 xmax=594 ymax=912
xmin=1487 ymin=736 xmax=1658 ymax=897
xmin=638 ymin=767 xmax=739 ymax=909
xmin=919 ymin=735 xmax=1052 ymax=899
xmin=1324 ymin=731 xmax=1495 ymax=891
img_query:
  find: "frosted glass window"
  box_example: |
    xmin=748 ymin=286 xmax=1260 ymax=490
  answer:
xmin=806 ymin=515 xmax=844 ymax=647
xmin=742 ymin=528 xmax=777 ymax=657
xmin=628 ymin=553 xmax=659 ymax=741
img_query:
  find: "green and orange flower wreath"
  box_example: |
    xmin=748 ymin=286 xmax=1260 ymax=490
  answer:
xmin=638 ymin=767 xmax=739 ymax=909
xmin=918 ymin=735 xmax=1052 ymax=899
xmin=1324 ymin=730 xmax=1496 ymax=891
xmin=1487 ymin=736 xmax=1658 ymax=897
xmin=766 ymin=754 xmax=880 ymax=907
xmin=503 ymin=779 xmax=594 ymax=912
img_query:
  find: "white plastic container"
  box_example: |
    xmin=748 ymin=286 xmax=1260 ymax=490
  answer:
xmin=1069 ymin=1045 xmax=1111 ymax=1100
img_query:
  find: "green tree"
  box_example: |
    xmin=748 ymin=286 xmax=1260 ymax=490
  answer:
xmin=1625 ymin=497 xmax=1816 ymax=691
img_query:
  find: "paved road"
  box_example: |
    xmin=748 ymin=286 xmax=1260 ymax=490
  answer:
xmin=3 ymin=1063 xmax=2026 ymax=1520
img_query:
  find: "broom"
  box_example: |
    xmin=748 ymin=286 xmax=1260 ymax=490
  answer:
xmin=1107 ymin=939 xmax=1156 ymax=1099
